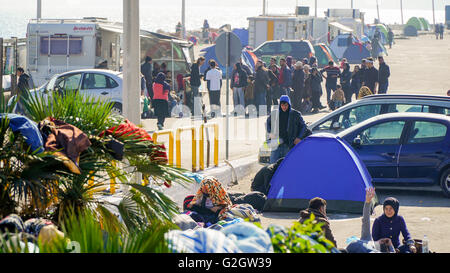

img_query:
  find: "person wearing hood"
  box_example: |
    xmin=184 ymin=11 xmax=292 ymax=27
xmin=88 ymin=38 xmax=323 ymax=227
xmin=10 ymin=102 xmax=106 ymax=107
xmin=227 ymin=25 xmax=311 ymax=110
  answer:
xmin=298 ymin=197 xmax=337 ymax=247
xmin=153 ymin=72 xmax=171 ymax=130
xmin=266 ymin=95 xmax=308 ymax=163
xmin=372 ymin=197 xmax=416 ymax=253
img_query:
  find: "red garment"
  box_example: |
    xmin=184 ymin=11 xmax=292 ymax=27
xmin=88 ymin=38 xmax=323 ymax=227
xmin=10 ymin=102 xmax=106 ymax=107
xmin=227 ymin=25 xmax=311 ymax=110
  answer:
xmin=278 ymin=67 xmax=284 ymax=85
xmin=153 ymin=83 xmax=169 ymax=101
xmin=99 ymin=119 xmax=168 ymax=162
xmin=100 ymin=119 xmax=152 ymax=141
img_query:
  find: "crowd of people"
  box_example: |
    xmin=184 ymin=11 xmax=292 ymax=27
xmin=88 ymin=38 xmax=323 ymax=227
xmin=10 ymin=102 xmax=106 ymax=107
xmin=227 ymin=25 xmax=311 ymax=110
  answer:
xmin=141 ymin=52 xmax=392 ymax=132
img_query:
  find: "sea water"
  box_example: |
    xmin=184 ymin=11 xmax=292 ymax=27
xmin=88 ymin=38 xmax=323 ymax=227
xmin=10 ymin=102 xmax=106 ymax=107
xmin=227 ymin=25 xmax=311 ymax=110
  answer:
xmin=0 ymin=0 xmax=446 ymax=39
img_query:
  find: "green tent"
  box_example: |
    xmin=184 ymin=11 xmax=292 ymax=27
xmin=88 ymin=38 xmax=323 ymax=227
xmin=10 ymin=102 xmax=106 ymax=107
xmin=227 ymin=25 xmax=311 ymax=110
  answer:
xmin=313 ymin=44 xmax=338 ymax=68
xmin=406 ymin=17 xmax=424 ymax=31
xmin=376 ymin=24 xmax=389 ymax=38
xmin=419 ymin=17 xmax=430 ymax=31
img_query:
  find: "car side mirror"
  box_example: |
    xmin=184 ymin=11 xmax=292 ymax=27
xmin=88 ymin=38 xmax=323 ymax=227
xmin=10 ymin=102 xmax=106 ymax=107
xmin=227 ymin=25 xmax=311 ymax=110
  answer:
xmin=352 ymin=136 xmax=362 ymax=148
xmin=332 ymin=121 xmax=342 ymax=130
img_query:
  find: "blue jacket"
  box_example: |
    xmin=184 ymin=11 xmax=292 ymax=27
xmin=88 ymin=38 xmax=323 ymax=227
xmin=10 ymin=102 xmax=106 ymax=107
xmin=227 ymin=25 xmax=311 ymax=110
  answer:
xmin=372 ymin=214 xmax=413 ymax=249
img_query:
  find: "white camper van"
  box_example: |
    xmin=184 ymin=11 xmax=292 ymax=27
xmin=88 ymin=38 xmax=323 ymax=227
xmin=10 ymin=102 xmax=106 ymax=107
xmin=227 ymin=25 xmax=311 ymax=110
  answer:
xmin=27 ymin=17 xmax=194 ymax=87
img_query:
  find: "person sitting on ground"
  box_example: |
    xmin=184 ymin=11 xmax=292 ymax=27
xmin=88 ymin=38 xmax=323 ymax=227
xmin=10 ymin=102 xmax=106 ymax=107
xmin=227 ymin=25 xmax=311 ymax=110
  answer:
xmin=330 ymin=84 xmax=345 ymax=110
xmin=251 ymin=157 xmax=284 ymax=195
xmin=357 ymin=86 xmax=373 ymax=99
xmin=346 ymin=187 xmax=396 ymax=253
xmin=372 ymin=197 xmax=417 ymax=253
xmin=299 ymin=197 xmax=337 ymax=247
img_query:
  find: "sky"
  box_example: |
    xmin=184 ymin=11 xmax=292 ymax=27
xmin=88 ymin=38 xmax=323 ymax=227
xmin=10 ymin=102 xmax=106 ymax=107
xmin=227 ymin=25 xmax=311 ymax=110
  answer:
xmin=0 ymin=0 xmax=447 ymax=38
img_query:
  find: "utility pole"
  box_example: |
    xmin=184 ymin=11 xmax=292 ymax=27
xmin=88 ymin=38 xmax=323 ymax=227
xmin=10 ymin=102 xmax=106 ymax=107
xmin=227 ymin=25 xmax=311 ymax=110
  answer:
xmin=432 ymin=0 xmax=436 ymax=26
xmin=315 ymin=0 xmax=318 ymax=18
xmin=123 ymin=0 xmax=141 ymax=126
xmin=400 ymin=0 xmax=404 ymax=25
xmin=182 ymin=0 xmax=186 ymax=39
xmin=263 ymin=0 xmax=266 ymax=15
xmin=376 ymin=0 xmax=380 ymax=23
xmin=37 ymin=0 xmax=42 ymax=19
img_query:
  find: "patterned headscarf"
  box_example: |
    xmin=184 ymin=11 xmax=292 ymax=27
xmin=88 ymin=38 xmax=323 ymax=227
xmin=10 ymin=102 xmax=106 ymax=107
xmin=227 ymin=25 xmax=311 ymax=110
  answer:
xmin=358 ymin=86 xmax=373 ymax=99
xmin=188 ymin=177 xmax=232 ymax=219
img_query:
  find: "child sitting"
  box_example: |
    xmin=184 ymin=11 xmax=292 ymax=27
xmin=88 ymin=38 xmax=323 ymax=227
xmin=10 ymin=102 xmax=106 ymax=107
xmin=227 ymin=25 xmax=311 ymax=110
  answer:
xmin=330 ymin=84 xmax=345 ymax=110
xmin=372 ymin=197 xmax=417 ymax=253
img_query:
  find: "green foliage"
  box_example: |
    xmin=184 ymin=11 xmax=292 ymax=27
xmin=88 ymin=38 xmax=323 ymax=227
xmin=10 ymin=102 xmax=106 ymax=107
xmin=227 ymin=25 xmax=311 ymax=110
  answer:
xmin=269 ymin=214 xmax=336 ymax=253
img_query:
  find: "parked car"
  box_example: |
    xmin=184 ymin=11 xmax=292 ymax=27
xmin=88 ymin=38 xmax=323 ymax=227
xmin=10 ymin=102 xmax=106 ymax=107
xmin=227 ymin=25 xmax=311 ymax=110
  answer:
xmin=252 ymin=40 xmax=315 ymax=63
xmin=338 ymin=112 xmax=450 ymax=196
xmin=258 ymin=94 xmax=450 ymax=164
xmin=9 ymin=69 xmax=125 ymax=113
xmin=312 ymin=94 xmax=450 ymax=134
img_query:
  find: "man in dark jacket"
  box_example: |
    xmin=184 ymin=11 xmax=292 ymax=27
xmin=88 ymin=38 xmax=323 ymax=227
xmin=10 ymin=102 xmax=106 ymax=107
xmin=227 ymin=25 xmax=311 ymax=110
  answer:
xmin=141 ymin=56 xmax=154 ymax=99
xmin=189 ymin=57 xmax=205 ymax=115
xmin=298 ymin=197 xmax=338 ymax=247
xmin=266 ymin=95 xmax=307 ymax=163
xmin=377 ymin=56 xmax=390 ymax=94
xmin=361 ymin=58 xmax=379 ymax=94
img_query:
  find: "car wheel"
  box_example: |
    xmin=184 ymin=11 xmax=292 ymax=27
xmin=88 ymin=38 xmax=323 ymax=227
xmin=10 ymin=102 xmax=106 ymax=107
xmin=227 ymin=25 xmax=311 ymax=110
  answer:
xmin=440 ymin=168 xmax=450 ymax=198
xmin=111 ymin=103 xmax=123 ymax=115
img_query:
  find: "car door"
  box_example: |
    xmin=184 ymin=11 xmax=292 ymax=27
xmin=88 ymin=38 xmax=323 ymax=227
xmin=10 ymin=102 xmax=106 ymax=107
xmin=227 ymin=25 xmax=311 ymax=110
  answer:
xmin=80 ymin=73 xmax=113 ymax=102
xmin=397 ymin=120 xmax=449 ymax=183
xmin=349 ymin=120 xmax=407 ymax=182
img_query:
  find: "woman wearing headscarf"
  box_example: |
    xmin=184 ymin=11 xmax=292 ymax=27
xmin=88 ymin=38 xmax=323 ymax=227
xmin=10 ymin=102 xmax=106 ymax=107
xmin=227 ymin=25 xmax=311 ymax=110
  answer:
xmin=153 ymin=72 xmax=171 ymax=130
xmin=357 ymin=86 xmax=373 ymax=99
xmin=372 ymin=197 xmax=417 ymax=253
xmin=291 ymin=61 xmax=305 ymax=111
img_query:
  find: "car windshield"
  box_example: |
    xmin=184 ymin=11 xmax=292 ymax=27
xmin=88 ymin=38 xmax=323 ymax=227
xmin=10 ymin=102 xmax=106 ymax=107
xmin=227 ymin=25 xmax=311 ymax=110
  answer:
xmin=46 ymin=75 xmax=59 ymax=91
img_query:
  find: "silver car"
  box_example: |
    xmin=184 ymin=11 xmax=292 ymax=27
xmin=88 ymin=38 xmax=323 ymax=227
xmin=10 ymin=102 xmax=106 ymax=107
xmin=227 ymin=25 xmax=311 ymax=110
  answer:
xmin=259 ymin=94 xmax=450 ymax=164
xmin=10 ymin=69 xmax=125 ymax=113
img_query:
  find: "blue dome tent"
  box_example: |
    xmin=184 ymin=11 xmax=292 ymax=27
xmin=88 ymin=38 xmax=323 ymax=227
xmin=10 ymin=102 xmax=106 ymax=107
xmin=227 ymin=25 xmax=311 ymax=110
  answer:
xmin=264 ymin=134 xmax=373 ymax=214
xmin=232 ymin=28 xmax=249 ymax=48
xmin=343 ymin=44 xmax=371 ymax=64
xmin=329 ymin=34 xmax=359 ymax=60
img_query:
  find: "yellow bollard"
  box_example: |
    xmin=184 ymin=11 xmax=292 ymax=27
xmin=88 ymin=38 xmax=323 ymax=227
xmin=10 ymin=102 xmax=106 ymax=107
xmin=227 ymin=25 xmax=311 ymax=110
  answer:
xmin=176 ymin=126 xmax=197 ymax=172
xmin=152 ymin=129 xmax=174 ymax=166
xmin=143 ymin=175 xmax=150 ymax=186
xmin=88 ymin=171 xmax=95 ymax=198
xmin=110 ymin=161 xmax=116 ymax=195
xmin=199 ymin=123 xmax=219 ymax=170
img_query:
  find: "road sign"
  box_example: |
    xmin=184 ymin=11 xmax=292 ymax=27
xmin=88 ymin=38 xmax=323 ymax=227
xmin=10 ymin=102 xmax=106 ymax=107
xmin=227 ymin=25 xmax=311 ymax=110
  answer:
xmin=215 ymin=32 xmax=242 ymax=66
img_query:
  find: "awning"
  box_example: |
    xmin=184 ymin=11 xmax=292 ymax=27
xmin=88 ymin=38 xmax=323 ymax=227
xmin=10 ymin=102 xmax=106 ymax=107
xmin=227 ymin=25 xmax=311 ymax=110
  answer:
xmin=329 ymin=22 xmax=353 ymax=33
xmin=98 ymin=25 xmax=123 ymax=34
